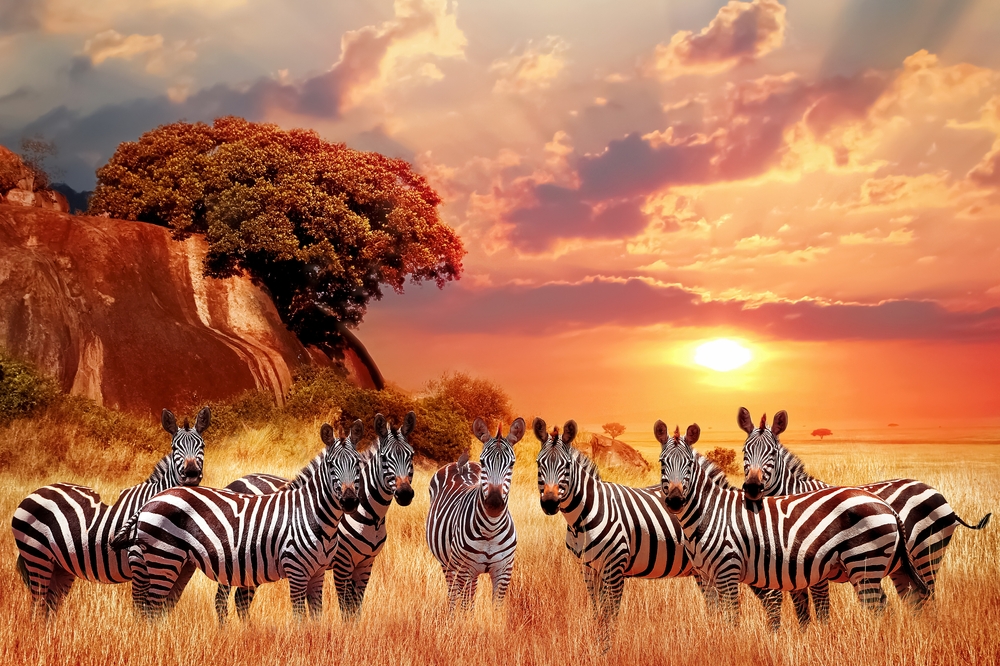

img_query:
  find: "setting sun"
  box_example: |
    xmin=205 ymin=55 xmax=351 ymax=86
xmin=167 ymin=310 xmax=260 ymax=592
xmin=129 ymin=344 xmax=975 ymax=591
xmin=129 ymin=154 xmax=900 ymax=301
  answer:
xmin=694 ymin=339 xmax=752 ymax=372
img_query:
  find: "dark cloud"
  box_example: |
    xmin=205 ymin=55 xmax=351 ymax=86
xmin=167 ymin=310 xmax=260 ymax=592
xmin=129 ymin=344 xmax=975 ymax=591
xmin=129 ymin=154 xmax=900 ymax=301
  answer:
xmin=502 ymin=69 xmax=892 ymax=251
xmin=0 ymin=0 xmax=41 ymax=36
xmin=374 ymin=277 xmax=1000 ymax=342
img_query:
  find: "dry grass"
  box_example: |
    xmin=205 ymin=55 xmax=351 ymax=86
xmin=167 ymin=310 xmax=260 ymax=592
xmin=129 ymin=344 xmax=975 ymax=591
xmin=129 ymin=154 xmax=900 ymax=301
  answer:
xmin=2 ymin=417 xmax=998 ymax=665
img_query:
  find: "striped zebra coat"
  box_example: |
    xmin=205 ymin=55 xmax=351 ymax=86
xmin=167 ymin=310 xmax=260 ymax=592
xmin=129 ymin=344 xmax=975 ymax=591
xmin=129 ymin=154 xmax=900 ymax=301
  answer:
xmin=116 ymin=421 xmax=364 ymax=620
xmin=658 ymin=420 xmax=929 ymax=623
xmin=214 ymin=412 xmax=416 ymax=622
xmin=426 ymin=417 xmax=524 ymax=611
xmin=11 ymin=408 xmax=210 ymax=617
xmin=740 ymin=407 xmax=991 ymax=623
xmin=533 ymin=417 xmax=784 ymax=637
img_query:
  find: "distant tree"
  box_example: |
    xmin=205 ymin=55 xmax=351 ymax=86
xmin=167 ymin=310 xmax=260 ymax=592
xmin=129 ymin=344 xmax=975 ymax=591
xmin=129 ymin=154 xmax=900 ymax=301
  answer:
xmin=602 ymin=422 xmax=626 ymax=441
xmin=811 ymin=428 xmax=833 ymax=440
xmin=425 ymin=372 xmax=514 ymax=432
xmin=19 ymin=135 xmax=59 ymax=191
xmin=89 ymin=117 xmax=465 ymax=352
xmin=705 ymin=447 xmax=738 ymax=475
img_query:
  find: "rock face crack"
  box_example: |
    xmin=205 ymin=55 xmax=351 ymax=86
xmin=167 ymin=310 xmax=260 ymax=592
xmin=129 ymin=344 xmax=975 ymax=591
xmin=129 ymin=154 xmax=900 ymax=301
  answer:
xmin=0 ymin=205 xmax=381 ymax=413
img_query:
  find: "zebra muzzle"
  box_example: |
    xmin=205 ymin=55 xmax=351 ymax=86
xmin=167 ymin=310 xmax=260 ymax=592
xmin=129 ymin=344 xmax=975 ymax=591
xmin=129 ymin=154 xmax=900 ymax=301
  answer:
xmin=664 ymin=483 xmax=685 ymax=512
xmin=394 ymin=477 xmax=414 ymax=506
xmin=540 ymin=485 xmax=560 ymax=515
xmin=341 ymin=485 xmax=360 ymax=513
xmin=744 ymin=468 xmax=764 ymax=501
xmin=181 ymin=459 xmax=202 ymax=486
xmin=483 ymin=485 xmax=506 ymax=517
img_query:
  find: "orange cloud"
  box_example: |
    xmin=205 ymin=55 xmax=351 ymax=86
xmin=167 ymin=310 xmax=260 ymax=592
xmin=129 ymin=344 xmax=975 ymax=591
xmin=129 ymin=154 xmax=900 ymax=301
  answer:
xmin=649 ymin=0 xmax=786 ymax=80
xmin=491 ymin=36 xmax=569 ymax=94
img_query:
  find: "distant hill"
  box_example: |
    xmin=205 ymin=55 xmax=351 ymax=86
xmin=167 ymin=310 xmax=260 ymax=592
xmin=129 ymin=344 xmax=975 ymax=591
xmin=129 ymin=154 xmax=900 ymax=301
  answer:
xmin=49 ymin=183 xmax=93 ymax=214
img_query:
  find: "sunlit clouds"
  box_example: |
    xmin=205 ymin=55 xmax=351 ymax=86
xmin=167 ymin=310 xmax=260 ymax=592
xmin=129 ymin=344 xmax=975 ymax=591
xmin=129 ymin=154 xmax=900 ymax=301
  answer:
xmin=2 ymin=0 xmax=999 ymax=427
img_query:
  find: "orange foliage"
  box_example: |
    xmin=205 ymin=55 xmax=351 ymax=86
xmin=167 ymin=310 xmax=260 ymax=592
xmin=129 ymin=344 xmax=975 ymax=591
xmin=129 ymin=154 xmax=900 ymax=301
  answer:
xmin=89 ymin=117 xmax=465 ymax=346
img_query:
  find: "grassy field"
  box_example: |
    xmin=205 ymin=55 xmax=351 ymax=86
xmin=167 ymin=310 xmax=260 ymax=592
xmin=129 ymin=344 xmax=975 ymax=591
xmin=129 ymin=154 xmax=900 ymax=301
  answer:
xmin=1 ymin=415 xmax=997 ymax=665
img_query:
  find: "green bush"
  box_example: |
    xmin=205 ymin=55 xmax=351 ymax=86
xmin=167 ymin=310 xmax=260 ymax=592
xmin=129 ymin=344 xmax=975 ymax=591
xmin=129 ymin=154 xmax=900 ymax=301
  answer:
xmin=0 ymin=352 xmax=60 ymax=422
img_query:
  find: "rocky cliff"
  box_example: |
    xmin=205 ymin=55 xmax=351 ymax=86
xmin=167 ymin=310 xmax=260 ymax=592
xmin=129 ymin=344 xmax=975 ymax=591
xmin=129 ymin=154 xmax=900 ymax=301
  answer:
xmin=0 ymin=204 xmax=381 ymax=414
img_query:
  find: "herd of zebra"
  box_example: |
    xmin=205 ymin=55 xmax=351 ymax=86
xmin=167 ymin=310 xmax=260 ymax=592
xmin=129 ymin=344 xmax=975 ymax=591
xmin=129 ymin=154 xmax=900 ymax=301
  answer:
xmin=10 ymin=405 xmax=991 ymax=642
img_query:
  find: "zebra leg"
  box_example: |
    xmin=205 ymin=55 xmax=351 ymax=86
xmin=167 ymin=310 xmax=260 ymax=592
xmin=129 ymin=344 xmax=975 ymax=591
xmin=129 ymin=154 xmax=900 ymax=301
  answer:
xmin=489 ymin=556 xmax=515 ymax=606
xmin=717 ymin=576 xmax=741 ymax=625
xmin=127 ymin=545 xmax=151 ymax=617
xmin=288 ymin=572 xmax=310 ymax=620
xmin=343 ymin=560 xmax=375 ymax=619
xmin=851 ymin=577 xmax=888 ymax=615
xmin=811 ymin=580 xmax=831 ymax=623
xmin=215 ymin=584 xmax=231 ymax=625
xmin=141 ymin=555 xmax=183 ymax=619
xmin=306 ymin=573 xmax=325 ymax=620
xmin=162 ymin=560 xmax=196 ymax=614
xmin=750 ymin=587 xmax=784 ymax=631
xmin=788 ymin=589 xmax=811 ymax=628
xmin=234 ymin=587 xmax=256 ymax=621
xmin=45 ymin=565 xmax=76 ymax=616
xmin=18 ymin=555 xmax=54 ymax=619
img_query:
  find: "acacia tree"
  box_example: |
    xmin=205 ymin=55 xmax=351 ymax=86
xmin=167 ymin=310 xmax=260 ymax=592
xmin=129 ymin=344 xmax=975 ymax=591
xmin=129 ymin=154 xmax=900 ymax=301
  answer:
xmin=89 ymin=117 xmax=465 ymax=351
xmin=602 ymin=422 xmax=626 ymax=441
xmin=811 ymin=428 xmax=833 ymax=440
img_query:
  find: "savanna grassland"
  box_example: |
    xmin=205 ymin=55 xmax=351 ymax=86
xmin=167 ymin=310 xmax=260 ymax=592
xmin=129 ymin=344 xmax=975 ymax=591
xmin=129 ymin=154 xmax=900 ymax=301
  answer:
xmin=1 ymin=414 xmax=998 ymax=666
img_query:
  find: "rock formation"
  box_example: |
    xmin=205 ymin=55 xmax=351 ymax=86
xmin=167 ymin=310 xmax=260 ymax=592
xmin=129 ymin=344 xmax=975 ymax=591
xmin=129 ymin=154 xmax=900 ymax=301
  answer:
xmin=0 ymin=145 xmax=70 ymax=213
xmin=0 ymin=203 xmax=382 ymax=414
xmin=574 ymin=433 xmax=651 ymax=473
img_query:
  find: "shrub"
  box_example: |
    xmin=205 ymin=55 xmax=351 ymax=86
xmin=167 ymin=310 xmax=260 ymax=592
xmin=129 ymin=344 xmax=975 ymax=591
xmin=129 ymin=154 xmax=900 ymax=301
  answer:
xmin=705 ymin=447 xmax=738 ymax=476
xmin=0 ymin=351 xmax=60 ymax=422
xmin=424 ymin=372 xmax=515 ymax=431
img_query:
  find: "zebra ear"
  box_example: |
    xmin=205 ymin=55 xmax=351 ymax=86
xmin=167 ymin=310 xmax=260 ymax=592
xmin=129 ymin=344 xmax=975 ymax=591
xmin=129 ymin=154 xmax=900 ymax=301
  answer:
xmin=472 ymin=418 xmax=490 ymax=443
xmin=686 ymin=423 xmax=701 ymax=446
xmin=320 ymin=423 xmax=337 ymax=448
xmin=737 ymin=407 xmax=754 ymax=435
xmin=401 ymin=411 xmax=416 ymax=437
xmin=457 ymin=451 xmax=470 ymax=472
xmin=349 ymin=419 xmax=364 ymax=447
xmin=507 ymin=417 xmax=526 ymax=445
xmin=194 ymin=407 xmax=211 ymax=434
xmin=562 ymin=420 xmax=577 ymax=446
xmin=772 ymin=410 xmax=788 ymax=437
xmin=375 ymin=413 xmax=389 ymax=440
xmin=162 ymin=409 xmax=178 ymax=436
xmin=653 ymin=420 xmax=670 ymax=445
xmin=532 ymin=417 xmax=548 ymax=443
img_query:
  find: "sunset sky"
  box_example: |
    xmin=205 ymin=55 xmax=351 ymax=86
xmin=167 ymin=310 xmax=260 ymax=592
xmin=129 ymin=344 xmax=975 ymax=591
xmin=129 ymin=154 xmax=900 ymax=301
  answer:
xmin=3 ymin=0 xmax=999 ymax=433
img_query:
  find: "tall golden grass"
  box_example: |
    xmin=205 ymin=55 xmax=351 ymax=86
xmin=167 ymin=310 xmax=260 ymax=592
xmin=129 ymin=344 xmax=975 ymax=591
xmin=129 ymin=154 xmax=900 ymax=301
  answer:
xmin=2 ymin=416 xmax=997 ymax=665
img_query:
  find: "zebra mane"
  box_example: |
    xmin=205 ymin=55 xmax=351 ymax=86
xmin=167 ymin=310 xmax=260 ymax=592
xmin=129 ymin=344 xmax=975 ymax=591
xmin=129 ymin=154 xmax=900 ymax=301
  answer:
xmin=286 ymin=452 xmax=325 ymax=490
xmin=145 ymin=454 xmax=173 ymax=484
xmin=694 ymin=451 xmax=735 ymax=490
xmin=779 ymin=442 xmax=816 ymax=483
xmin=568 ymin=445 xmax=602 ymax=482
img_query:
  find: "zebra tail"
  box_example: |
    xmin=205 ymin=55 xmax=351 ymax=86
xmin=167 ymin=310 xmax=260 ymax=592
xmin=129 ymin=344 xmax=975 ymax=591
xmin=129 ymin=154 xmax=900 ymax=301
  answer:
xmin=955 ymin=512 xmax=991 ymax=530
xmin=16 ymin=555 xmax=30 ymax=589
xmin=892 ymin=510 xmax=930 ymax=599
xmin=110 ymin=512 xmax=141 ymax=550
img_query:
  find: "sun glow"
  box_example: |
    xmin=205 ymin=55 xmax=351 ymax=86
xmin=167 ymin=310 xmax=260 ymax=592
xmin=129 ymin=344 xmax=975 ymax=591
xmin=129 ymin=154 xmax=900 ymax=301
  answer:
xmin=694 ymin=339 xmax=752 ymax=372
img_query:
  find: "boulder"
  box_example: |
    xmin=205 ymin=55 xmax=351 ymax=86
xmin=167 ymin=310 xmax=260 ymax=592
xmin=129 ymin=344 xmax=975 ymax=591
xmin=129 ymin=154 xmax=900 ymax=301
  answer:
xmin=34 ymin=189 xmax=70 ymax=213
xmin=581 ymin=433 xmax=650 ymax=473
xmin=0 ymin=204 xmax=383 ymax=414
xmin=5 ymin=188 xmax=35 ymax=207
xmin=0 ymin=145 xmax=32 ymax=193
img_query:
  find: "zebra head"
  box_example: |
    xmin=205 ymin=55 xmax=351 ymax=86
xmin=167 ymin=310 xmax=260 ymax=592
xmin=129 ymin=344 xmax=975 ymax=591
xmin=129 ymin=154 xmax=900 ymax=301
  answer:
xmin=161 ymin=407 xmax=210 ymax=487
xmin=533 ymin=417 xmax=579 ymax=516
xmin=321 ymin=420 xmax=364 ymax=514
xmin=472 ymin=417 xmax=525 ymax=518
xmin=655 ymin=420 xmax=701 ymax=513
xmin=738 ymin=407 xmax=788 ymax=501
xmin=374 ymin=411 xmax=416 ymax=506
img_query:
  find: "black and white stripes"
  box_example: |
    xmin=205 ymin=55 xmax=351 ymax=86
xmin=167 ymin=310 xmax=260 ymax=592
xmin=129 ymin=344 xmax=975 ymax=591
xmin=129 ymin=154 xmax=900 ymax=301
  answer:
xmin=11 ymin=408 xmax=210 ymax=617
xmin=657 ymin=419 xmax=930 ymax=623
xmin=120 ymin=421 xmax=363 ymax=619
xmin=426 ymin=418 xmax=524 ymax=610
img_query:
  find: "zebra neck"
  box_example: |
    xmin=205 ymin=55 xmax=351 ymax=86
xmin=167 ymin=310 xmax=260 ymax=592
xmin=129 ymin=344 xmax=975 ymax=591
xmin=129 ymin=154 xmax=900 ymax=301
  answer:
xmin=674 ymin=462 xmax=720 ymax=538
xmin=774 ymin=447 xmax=827 ymax=495
xmin=561 ymin=466 xmax=602 ymax=533
xmin=361 ymin=455 xmax=394 ymax=520
xmin=291 ymin=460 xmax=343 ymax=541
xmin=473 ymin=494 xmax=509 ymax=535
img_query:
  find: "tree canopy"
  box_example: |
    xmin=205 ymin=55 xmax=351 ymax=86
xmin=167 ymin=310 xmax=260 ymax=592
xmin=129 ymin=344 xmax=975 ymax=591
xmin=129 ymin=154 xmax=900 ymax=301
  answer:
xmin=88 ymin=117 xmax=465 ymax=349
xmin=811 ymin=428 xmax=833 ymax=440
xmin=602 ymin=422 xmax=626 ymax=441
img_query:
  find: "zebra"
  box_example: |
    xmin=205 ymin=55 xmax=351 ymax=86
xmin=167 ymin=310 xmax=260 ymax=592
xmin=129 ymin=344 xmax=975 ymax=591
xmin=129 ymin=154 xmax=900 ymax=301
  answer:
xmin=426 ymin=417 xmax=524 ymax=611
xmin=213 ymin=411 xmax=416 ymax=623
xmin=533 ymin=417 xmax=784 ymax=640
xmin=114 ymin=420 xmax=364 ymax=620
xmin=657 ymin=419 xmax=929 ymax=624
xmin=11 ymin=407 xmax=210 ymax=618
xmin=739 ymin=407 xmax=991 ymax=624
